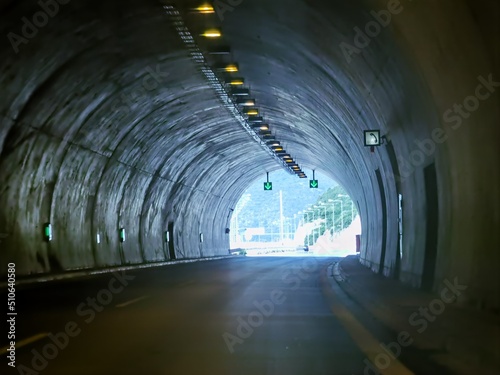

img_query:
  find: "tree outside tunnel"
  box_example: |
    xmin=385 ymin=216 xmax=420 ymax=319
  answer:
xmin=301 ymin=186 xmax=359 ymax=248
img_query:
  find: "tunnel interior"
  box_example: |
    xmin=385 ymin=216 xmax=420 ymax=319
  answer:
xmin=0 ymin=0 xmax=498 ymax=311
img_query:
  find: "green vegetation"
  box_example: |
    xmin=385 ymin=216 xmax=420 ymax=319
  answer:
xmin=302 ymin=185 xmax=358 ymax=245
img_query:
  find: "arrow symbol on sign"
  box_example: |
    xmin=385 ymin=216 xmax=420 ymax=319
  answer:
xmin=310 ymin=180 xmax=318 ymax=188
xmin=264 ymin=182 xmax=272 ymax=191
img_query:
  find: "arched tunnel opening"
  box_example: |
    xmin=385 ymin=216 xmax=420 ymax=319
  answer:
xmin=0 ymin=0 xmax=499 ymax=373
xmin=229 ymin=169 xmax=361 ymax=257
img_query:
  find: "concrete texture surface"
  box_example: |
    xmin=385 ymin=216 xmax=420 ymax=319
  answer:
xmin=0 ymin=0 xmax=498 ymax=311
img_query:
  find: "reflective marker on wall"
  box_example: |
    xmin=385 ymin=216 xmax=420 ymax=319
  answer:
xmin=44 ymin=223 xmax=52 ymax=241
xmin=119 ymin=228 xmax=126 ymax=243
xmin=96 ymin=233 xmax=101 ymax=244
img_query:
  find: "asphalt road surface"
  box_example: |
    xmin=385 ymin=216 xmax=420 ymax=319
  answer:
xmin=1 ymin=256 xmax=452 ymax=375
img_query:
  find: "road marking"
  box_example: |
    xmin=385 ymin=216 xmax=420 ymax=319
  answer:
xmin=0 ymin=333 xmax=49 ymax=355
xmin=116 ymin=295 xmax=149 ymax=308
xmin=321 ymin=270 xmax=414 ymax=375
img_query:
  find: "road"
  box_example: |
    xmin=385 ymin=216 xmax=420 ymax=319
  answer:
xmin=1 ymin=256 xmax=452 ymax=375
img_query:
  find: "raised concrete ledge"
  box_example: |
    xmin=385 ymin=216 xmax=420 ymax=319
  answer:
xmin=334 ymin=255 xmax=500 ymax=375
xmin=0 ymin=256 xmax=235 ymax=290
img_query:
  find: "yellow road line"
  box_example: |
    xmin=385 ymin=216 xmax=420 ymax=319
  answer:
xmin=0 ymin=333 xmax=49 ymax=355
xmin=322 ymin=270 xmax=414 ymax=375
xmin=116 ymin=295 xmax=149 ymax=308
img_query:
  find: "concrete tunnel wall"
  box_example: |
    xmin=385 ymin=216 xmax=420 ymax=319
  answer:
xmin=0 ymin=0 xmax=498 ymax=310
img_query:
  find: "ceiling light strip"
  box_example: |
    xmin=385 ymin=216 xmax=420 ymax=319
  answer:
xmin=163 ymin=4 xmax=292 ymax=173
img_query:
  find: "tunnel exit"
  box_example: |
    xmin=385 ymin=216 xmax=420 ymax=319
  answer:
xmin=230 ymin=170 xmax=361 ymax=257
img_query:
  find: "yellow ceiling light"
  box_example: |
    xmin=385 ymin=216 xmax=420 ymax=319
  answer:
xmin=225 ymin=64 xmax=239 ymax=72
xmin=201 ymin=28 xmax=221 ymax=38
xmin=246 ymin=109 xmax=259 ymax=116
xmin=229 ymin=79 xmax=244 ymax=86
xmin=260 ymin=125 xmax=270 ymax=131
xmin=195 ymin=4 xmax=215 ymax=13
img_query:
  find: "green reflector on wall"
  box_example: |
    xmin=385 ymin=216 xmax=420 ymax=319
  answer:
xmin=44 ymin=223 xmax=52 ymax=241
xmin=119 ymin=228 xmax=126 ymax=243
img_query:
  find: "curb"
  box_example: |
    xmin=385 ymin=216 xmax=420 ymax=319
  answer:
xmin=1 ymin=256 xmax=235 ymax=290
xmin=333 ymin=257 xmax=500 ymax=375
xmin=332 ymin=262 xmax=348 ymax=283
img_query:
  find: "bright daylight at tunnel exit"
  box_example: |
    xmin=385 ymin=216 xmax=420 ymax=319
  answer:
xmin=230 ymin=171 xmax=361 ymax=258
xmin=0 ymin=0 xmax=498 ymax=375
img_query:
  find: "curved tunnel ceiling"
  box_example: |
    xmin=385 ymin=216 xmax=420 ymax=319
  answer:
xmin=0 ymin=0 xmax=499 ymax=310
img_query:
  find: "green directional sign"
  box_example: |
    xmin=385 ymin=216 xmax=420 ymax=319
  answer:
xmin=310 ymin=180 xmax=319 ymax=189
xmin=264 ymin=182 xmax=273 ymax=191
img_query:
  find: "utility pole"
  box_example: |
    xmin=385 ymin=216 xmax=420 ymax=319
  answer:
xmin=279 ymin=190 xmax=284 ymax=243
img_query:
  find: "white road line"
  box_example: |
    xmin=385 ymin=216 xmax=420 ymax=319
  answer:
xmin=116 ymin=295 xmax=149 ymax=308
